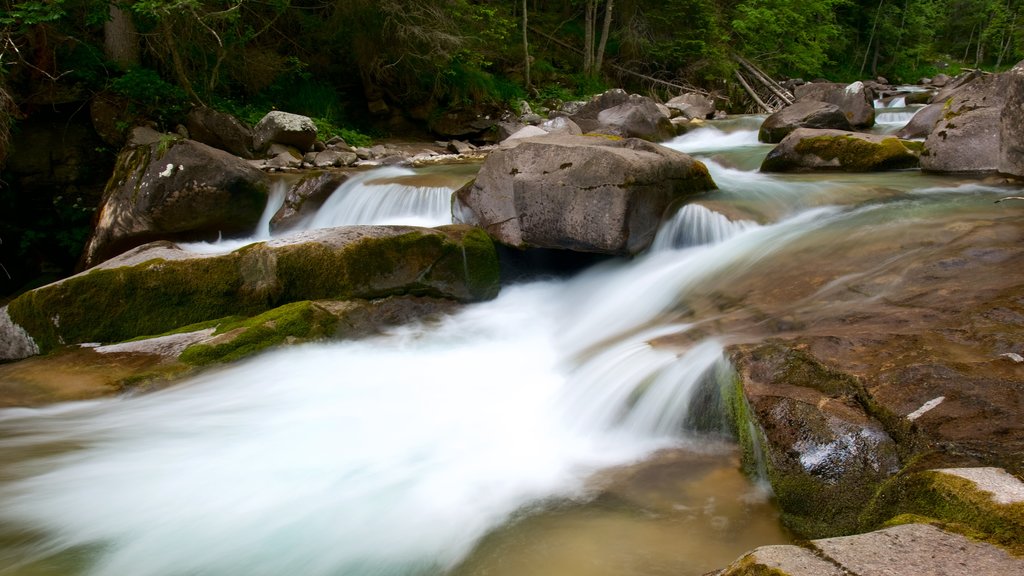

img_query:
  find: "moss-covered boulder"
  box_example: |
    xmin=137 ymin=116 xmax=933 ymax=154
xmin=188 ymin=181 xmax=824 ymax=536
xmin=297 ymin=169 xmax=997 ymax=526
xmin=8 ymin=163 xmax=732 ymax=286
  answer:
xmin=729 ymin=342 xmax=904 ymax=537
xmin=761 ymin=128 xmax=923 ymax=172
xmin=453 ymin=134 xmax=715 ymax=255
xmin=4 ymin=225 xmax=499 ymax=358
xmin=81 ymin=137 xmax=271 ymax=268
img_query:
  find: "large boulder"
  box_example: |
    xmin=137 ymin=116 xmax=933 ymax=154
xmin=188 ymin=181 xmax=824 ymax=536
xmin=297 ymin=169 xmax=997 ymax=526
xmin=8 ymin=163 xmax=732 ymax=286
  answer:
xmin=5 ymin=225 xmax=500 ymax=358
xmin=186 ymin=106 xmax=255 ymax=159
xmin=596 ymin=96 xmax=675 ymax=141
xmin=999 ymin=59 xmax=1024 ymax=178
xmin=252 ymin=111 xmax=318 ymax=153
xmin=895 ymin=102 xmax=944 ymax=139
xmin=761 ymin=128 xmax=922 ymax=172
xmin=758 ymin=101 xmax=853 ymax=143
xmin=665 ymin=93 xmax=716 ymax=120
xmin=453 ymin=134 xmax=715 ymax=255
xmin=568 ymin=88 xmax=630 ymax=132
xmin=81 ymin=137 xmax=271 ymax=268
xmin=794 ymin=81 xmax=876 ymax=128
xmin=921 ymin=73 xmax=1007 ymax=173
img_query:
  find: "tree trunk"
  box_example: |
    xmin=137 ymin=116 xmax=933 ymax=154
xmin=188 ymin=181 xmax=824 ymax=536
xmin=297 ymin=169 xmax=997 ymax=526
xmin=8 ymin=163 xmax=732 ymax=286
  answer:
xmin=583 ymin=0 xmax=595 ymax=75
xmin=594 ymin=0 xmax=613 ymax=74
xmin=161 ymin=20 xmax=203 ymax=105
xmin=523 ymin=0 xmax=531 ymax=89
xmin=104 ymin=3 xmax=140 ymax=68
xmin=860 ymin=0 xmax=885 ymax=77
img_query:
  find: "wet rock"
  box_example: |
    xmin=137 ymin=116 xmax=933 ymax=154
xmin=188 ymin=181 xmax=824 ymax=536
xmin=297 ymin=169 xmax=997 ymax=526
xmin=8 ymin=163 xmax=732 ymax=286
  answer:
xmin=921 ymin=73 xmax=1007 ymax=173
xmin=794 ymin=81 xmax=876 ymax=128
xmin=896 ymin=102 xmax=944 ymax=139
xmin=253 ymin=111 xmax=318 ymax=153
xmin=999 ymin=59 xmax=1024 ymax=178
xmin=5 ymin=225 xmax=501 ymax=358
xmin=761 ymin=128 xmax=922 ymax=172
xmin=758 ymin=100 xmax=852 ymax=143
xmin=81 ymin=137 xmax=270 ymax=268
xmin=271 ymin=172 xmax=348 ymax=230
xmin=186 ymin=106 xmax=255 ymax=159
xmin=665 ymin=93 xmax=716 ymax=120
xmin=453 ymin=134 xmax=715 ymax=255
xmin=311 ymin=149 xmax=356 ymax=168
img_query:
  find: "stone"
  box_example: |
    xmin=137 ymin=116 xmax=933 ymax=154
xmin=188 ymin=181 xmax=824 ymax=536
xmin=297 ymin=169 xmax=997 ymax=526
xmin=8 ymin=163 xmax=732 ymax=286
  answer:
xmin=312 ymin=149 xmax=355 ymax=168
xmin=665 ymin=93 xmax=716 ymax=120
xmin=761 ymin=128 xmax=922 ymax=172
xmin=813 ymin=523 xmax=1023 ymax=575
xmin=4 ymin=225 xmax=501 ymax=358
xmin=185 ymin=106 xmax=255 ymax=158
xmin=896 ymin=102 xmax=944 ymax=139
xmin=758 ymin=101 xmax=853 ymax=143
xmin=999 ymin=59 xmax=1024 ymax=178
xmin=931 ymin=73 xmax=952 ymax=87
xmin=594 ymin=95 xmax=676 ymax=141
xmin=794 ymin=81 xmax=876 ymax=128
xmin=81 ymin=138 xmax=271 ymax=268
xmin=539 ymin=116 xmax=583 ymax=136
xmin=447 ymin=140 xmax=476 ymax=154
xmin=717 ymin=544 xmax=846 ymax=576
xmin=252 ymin=111 xmax=317 ymax=152
xmin=453 ymin=134 xmax=715 ymax=255
xmin=935 ymin=467 xmax=1024 ymax=504
xmin=568 ymin=88 xmax=631 ymax=132
xmin=266 ymin=151 xmax=302 ymax=169
xmin=921 ymin=73 xmax=1007 ymax=173
xmin=0 ymin=306 xmax=39 ymax=361
xmin=271 ymin=172 xmax=348 ymax=230
xmin=503 ymin=125 xmax=549 ymax=141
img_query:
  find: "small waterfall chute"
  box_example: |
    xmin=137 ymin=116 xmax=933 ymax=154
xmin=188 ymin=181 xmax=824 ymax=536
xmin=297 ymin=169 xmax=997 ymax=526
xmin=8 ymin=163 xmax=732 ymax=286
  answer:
xmin=652 ymin=204 xmax=758 ymax=250
xmin=306 ymin=166 xmax=454 ymax=229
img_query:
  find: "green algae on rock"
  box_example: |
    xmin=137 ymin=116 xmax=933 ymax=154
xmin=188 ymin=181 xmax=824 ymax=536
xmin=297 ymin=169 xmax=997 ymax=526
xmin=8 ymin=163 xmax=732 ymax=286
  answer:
xmin=4 ymin=225 xmax=500 ymax=358
xmin=761 ymin=129 xmax=922 ymax=173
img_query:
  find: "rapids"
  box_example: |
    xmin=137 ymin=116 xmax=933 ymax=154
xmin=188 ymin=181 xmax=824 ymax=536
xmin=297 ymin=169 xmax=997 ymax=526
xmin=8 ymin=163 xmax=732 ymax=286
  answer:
xmin=1 ymin=110 xmax=1020 ymax=576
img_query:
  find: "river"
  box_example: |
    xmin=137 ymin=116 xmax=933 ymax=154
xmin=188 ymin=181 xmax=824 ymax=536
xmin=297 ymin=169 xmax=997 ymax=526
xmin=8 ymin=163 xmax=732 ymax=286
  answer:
xmin=0 ymin=111 xmax=1017 ymax=576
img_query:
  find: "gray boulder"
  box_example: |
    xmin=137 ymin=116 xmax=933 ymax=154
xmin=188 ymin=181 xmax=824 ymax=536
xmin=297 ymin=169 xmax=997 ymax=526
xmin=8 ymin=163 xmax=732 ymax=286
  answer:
xmin=5 ymin=225 xmax=500 ymax=357
xmin=758 ymin=101 xmax=853 ymax=143
xmin=595 ymin=95 xmax=675 ymax=141
xmin=761 ymin=128 xmax=922 ymax=172
xmin=999 ymin=59 xmax=1024 ymax=178
xmin=253 ymin=111 xmax=318 ymax=153
xmin=81 ymin=137 xmax=271 ymax=268
xmin=921 ymin=73 xmax=1007 ymax=173
xmin=568 ymin=88 xmax=630 ymax=132
xmin=185 ymin=107 xmax=255 ymax=159
xmin=539 ymin=116 xmax=583 ymax=136
xmin=895 ymin=102 xmax=944 ymax=139
xmin=665 ymin=93 xmax=716 ymax=120
xmin=453 ymin=134 xmax=715 ymax=255
xmin=794 ymin=81 xmax=875 ymax=128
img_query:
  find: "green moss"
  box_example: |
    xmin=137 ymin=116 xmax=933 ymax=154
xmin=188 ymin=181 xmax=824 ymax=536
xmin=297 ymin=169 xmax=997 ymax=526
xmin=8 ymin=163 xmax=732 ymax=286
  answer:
xmin=790 ymin=135 xmax=921 ymax=172
xmin=179 ymin=301 xmax=338 ymax=365
xmin=720 ymin=555 xmax=791 ymax=576
xmin=862 ymin=470 xmax=1024 ymax=555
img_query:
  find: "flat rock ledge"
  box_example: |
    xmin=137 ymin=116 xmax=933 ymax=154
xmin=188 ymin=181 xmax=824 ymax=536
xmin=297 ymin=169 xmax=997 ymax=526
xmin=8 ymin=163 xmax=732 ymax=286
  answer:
xmin=717 ymin=522 xmax=1024 ymax=576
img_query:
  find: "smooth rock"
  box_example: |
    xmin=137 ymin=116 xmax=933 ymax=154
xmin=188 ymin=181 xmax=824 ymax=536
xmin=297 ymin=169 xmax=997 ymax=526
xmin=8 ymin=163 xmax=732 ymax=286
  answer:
xmin=253 ymin=111 xmax=317 ymax=152
xmin=185 ymin=107 xmax=255 ymax=159
xmin=794 ymin=81 xmax=876 ymax=127
xmin=922 ymin=73 xmax=1007 ymax=173
xmin=759 ymin=100 xmax=853 ymax=143
xmin=761 ymin=128 xmax=922 ymax=172
xmin=896 ymin=102 xmax=944 ymax=139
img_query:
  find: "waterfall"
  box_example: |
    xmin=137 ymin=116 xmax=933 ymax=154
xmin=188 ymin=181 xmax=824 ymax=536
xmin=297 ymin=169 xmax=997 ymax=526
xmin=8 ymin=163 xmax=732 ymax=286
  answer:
xmin=652 ymin=204 xmax=758 ymax=250
xmin=305 ymin=166 xmax=454 ymax=229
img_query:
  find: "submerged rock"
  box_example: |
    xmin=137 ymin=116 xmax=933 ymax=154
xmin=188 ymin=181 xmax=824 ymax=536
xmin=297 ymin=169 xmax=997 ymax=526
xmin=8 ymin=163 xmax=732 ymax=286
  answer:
xmin=5 ymin=225 xmax=500 ymax=358
xmin=761 ymin=128 xmax=922 ymax=172
xmin=453 ymin=134 xmax=715 ymax=255
xmin=81 ymin=137 xmax=271 ymax=268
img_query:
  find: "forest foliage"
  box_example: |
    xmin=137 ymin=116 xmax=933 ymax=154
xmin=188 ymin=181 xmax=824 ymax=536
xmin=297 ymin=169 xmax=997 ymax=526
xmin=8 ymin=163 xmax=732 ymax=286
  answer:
xmin=1 ymin=0 xmax=1022 ymax=133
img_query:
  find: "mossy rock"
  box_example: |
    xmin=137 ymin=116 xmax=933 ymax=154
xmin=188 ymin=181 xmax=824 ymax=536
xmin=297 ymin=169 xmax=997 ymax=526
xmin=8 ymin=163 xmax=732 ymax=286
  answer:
xmin=6 ymin=225 xmax=500 ymax=355
xmin=861 ymin=468 xmax=1024 ymax=555
xmin=761 ymin=128 xmax=922 ymax=172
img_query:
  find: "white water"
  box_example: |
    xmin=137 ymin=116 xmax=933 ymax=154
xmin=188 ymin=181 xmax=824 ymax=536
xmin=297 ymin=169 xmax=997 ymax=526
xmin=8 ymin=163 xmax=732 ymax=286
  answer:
xmin=653 ymin=204 xmax=758 ymax=250
xmin=667 ymin=126 xmax=762 ymax=154
xmin=305 ymin=167 xmax=454 ymax=229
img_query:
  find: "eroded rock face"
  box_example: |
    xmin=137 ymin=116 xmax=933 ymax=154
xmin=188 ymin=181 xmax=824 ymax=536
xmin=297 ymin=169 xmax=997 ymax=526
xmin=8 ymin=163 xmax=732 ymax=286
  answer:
xmin=896 ymin=101 xmax=944 ymax=139
xmin=999 ymin=59 xmax=1024 ymax=178
xmin=453 ymin=134 xmax=716 ymax=255
xmin=253 ymin=111 xmax=318 ymax=152
xmin=761 ymin=128 xmax=922 ymax=172
xmin=8 ymin=225 xmax=500 ymax=357
xmin=921 ymin=73 xmax=1007 ymax=173
xmin=758 ymin=101 xmax=853 ymax=143
xmin=81 ymin=137 xmax=271 ymax=268
xmin=794 ymin=81 xmax=876 ymax=128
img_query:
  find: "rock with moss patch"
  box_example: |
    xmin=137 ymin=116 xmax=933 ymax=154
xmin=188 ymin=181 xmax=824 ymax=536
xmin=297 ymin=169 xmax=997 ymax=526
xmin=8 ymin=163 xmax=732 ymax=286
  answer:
xmin=81 ymin=137 xmax=271 ymax=268
xmin=758 ymin=101 xmax=853 ymax=143
xmin=1000 ymin=59 xmax=1024 ymax=178
xmin=921 ymin=73 xmax=1007 ymax=173
xmin=761 ymin=128 xmax=922 ymax=172
xmin=4 ymin=225 xmax=499 ymax=359
xmin=729 ymin=342 xmax=902 ymax=537
xmin=453 ymin=134 xmax=716 ymax=255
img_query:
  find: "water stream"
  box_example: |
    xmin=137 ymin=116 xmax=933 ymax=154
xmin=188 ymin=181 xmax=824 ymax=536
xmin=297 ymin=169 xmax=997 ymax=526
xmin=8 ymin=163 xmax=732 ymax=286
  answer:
xmin=0 ymin=113 xmax=1019 ymax=575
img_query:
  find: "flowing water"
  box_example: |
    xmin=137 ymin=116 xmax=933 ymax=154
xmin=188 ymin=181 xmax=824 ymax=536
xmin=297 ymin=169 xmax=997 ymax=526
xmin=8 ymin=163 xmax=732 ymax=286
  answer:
xmin=1 ymin=113 xmax=1021 ymax=576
